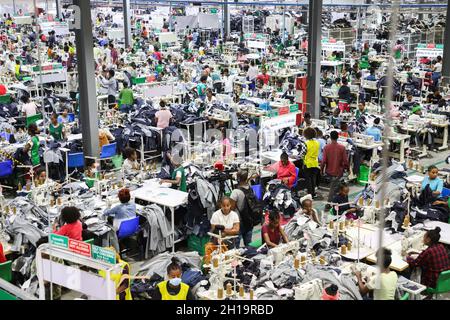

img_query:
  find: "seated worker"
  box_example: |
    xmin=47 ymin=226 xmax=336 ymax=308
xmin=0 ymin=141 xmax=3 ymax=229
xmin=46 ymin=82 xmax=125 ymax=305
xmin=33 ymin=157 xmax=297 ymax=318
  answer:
xmin=421 ymin=165 xmax=443 ymax=197
xmin=52 ymin=207 xmax=83 ymax=241
xmin=256 ymin=67 xmax=270 ymax=85
xmin=99 ymin=247 xmax=132 ymax=300
xmin=300 ymin=112 xmax=313 ymax=129
xmin=152 ymin=258 xmax=195 ymax=300
xmin=365 ymin=69 xmax=377 ymax=81
xmin=122 ymin=147 xmax=140 ymax=176
xmin=265 ymin=152 xmax=297 ymax=189
xmin=155 ymin=100 xmax=173 ymax=129
xmin=261 ymin=211 xmax=289 ymax=248
xmin=355 ymin=248 xmax=398 ymax=300
xmin=282 ymin=83 xmax=296 ymax=103
xmin=329 ymin=108 xmax=342 ymax=128
xmin=409 ymin=105 xmax=422 ymax=121
xmin=407 ymin=227 xmax=450 ymax=290
xmin=365 ymin=118 xmax=382 ymax=142
xmin=99 ymin=128 xmax=115 ymax=150
xmin=427 ymin=89 xmax=442 ymax=105
xmin=338 ymin=78 xmax=352 ymax=102
xmin=20 ymin=96 xmax=37 ymax=117
xmin=118 ymin=82 xmax=134 ymax=113
xmin=299 ymin=194 xmax=320 ymax=224
xmin=0 ymin=242 xmax=6 ymax=263
xmin=57 ymin=108 xmax=70 ymax=124
xmin=331 ymin=183 xmax=359 ymax=219
xmin=160 ymin=153 xmax=187 ymax=192
xmin=103 ymin=188 xmax=136 ymax=229
xmin=210 ymin=197 xmax=240 ymax=249
xmin=322 ymin=285 xmax=340 ymax=300
xmin=355 ymin=101 xmax=368 ymax=119
xmin=402 ymin=93 xmax=416 ymax=111
xmin=48 ymin=113 xmax=65 ymax=141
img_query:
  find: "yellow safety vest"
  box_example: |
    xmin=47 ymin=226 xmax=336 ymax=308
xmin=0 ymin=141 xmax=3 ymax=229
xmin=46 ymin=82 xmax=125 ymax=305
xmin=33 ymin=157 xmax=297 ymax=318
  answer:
xmin=157 ymin=281 xmax=189 ymax=300
xmin=99 ymin=260 xmax=132 ymax=300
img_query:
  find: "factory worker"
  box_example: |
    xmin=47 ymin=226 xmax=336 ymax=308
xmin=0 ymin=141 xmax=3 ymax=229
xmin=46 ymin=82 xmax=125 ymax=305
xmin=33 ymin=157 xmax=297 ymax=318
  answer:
xmin=210 ymin=197 xmax=240 ymax=249
xmin=122 ymin=147 xmax=140 ymax=176
xmin=265 ymin=152 xmax=297 ymax=189
xmin=99 ymin=247 xmax=132 ymax=300
xmin=103 ymin=188 xmax=136 ymax=230
xmin=261 ymin=211 xmax=289 ymax=248
xmin=409 ymin=105 xmax=422 ymax=121
xmin=152 ymin=258 xmax=195 ymax=300
xmin=299 ymin=195 xmax=320 ymax=224
xmin=421 ymin=165 xmax=443 ymax=197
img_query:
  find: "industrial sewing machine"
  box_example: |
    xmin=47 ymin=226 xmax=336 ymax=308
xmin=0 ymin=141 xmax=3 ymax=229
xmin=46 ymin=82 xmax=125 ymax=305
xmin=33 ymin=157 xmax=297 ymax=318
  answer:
xmin=269 ymin=240 xmax=300 ymax=266
xmin=401 ymin=229 xmax=426 ymax=257
xmin=294 ymin=279 xmax=324 ymax=300
xmin=352 ymin=133 xmax=375 ymax=146
xmin=210 ymin=109 xmax=231 ymax=121
xmin=425 ymin=114 xmax=447 ymax=125
xmin=310 ymin=119 xmax=328 ymax=132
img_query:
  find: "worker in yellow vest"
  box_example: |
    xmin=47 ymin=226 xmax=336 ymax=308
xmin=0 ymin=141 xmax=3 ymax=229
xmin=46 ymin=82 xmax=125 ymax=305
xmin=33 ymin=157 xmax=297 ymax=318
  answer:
xmin=152 ymin=257 xmax=195 ymax=300
xmin=99 ymin=248 xmax=132 ymax=300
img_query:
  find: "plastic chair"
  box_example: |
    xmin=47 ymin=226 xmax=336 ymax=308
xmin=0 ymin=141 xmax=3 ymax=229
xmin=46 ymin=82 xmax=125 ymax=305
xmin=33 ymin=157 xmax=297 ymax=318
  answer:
xmin=68 ymin=153 xmax=84 ymax=168
xmin=0 ymin=260 xmax=12 ymax=282
xmin=441 ymin=188 xmax=450 ymax=198
xmin=425 ymin=270 xmax=450 ymax=297
xmin=117 ymin=217 xmax=140 ymax=240
xmin=67 ymin=113 xmax=75 ymax=122
xmin=251 ymin=184 xmax=263 ymax=201
xmin=292 ymin=167 xmax=300 ymax=189
xmin=0 ymin=160 xmax=13 ymax=179
xmin=100 ymin=143 xmax=117 ymax=160
xmin=400 ymin=292 xmax=410 ymax=300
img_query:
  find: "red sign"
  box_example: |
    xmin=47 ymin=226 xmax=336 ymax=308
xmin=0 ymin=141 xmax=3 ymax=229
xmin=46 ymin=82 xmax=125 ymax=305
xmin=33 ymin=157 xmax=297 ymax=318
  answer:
xmin=68 ymin=239 xmax=92 ymax=257
xmin=278 ymin=106 xmax=289 ymax=115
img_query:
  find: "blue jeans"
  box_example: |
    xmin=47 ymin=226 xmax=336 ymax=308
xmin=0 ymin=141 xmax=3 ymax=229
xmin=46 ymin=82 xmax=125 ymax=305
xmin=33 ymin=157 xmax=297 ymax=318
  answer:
xmin=119 ymin=104 xmax=132 ymax=113
xmin=237 ymin=228 xmax=253 ymax=248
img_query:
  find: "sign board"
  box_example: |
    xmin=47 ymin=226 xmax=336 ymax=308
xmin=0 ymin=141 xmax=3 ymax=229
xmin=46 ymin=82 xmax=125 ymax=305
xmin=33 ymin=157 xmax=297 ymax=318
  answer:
xmin=322 ymin=42 xmax=346 ymax=52
xmin=49 ymin=234 xmax=69 ymax=249
xmin=247 ymin=40 xmax=266 ymax=49
xmin=159 ymin=32 xmax=178 ymax=44
xmin=278 ymin=106 xmax=289 ymax=115
xmin=92 ymin=246 xmax=117 ymax=265
xmin=267 ymin=110 xmax=279 ymax=118
xmin=262 ymin=112 xmax=299 ymax=131
xmin=68 ymin=239 xmax=92 ymax=258
xmin=416 ymin=48 xmax=443 ymax=58
xmin=290 ymin=104 xmax=299 ymax=113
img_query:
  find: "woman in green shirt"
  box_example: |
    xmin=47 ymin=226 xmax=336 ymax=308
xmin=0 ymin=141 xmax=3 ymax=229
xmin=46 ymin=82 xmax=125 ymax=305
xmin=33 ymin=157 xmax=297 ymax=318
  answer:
xmin=49 ymin=113 xmax=65 ymax=141
xmin=160 ymin=153 xmax=187 ymax=192
xmin=24 ymin=123 xmax=40 ymax=166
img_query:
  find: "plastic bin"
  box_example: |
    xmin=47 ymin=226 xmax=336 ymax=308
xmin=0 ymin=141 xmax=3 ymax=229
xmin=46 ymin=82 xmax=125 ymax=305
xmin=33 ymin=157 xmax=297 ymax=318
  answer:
xmin=357 ymin=165 xmax=370 ymax=186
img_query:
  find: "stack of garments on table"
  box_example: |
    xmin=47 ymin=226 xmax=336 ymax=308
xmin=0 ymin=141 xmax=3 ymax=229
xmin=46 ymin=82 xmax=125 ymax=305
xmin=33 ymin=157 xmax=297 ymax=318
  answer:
xmin=263 ymin=180 xmax=299 ymax=219
xmin=279 ymin=130 xmax=307 ymax=160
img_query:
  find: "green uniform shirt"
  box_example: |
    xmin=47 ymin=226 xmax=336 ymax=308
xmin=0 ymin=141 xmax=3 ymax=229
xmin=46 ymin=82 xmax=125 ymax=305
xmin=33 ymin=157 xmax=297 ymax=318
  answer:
xmin=119 ymin=88 xmax=134 ymax=105
xmin=171 ymin=166 xmax=187 ymax=192
xmin=30 ymin=136 xmax=40 ymax=166
xmin=49 ymin=123 xmax=63 ymax=141
xmin=197 ymin=83 xmax=207 ymax=97
xmin=156 ymin=64 xmax=164 ymax=73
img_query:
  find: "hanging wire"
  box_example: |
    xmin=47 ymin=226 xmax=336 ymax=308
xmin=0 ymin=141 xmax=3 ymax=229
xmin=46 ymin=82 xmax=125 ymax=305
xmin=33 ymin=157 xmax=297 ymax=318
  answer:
xmin=375 ymin=0 xmax=401 ymax=300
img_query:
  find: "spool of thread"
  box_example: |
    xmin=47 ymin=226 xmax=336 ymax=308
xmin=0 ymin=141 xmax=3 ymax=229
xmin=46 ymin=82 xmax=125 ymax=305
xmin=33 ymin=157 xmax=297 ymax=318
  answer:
xmin=408 ymin=159 xmax=414 ymax=169
xmin=300 ymin=255 xmax=306 ymax=265
xmin=239 ymin=285 xmax=244 ymax=297
xmin=57 ymin=197 xmax=62 ymax=206
xmin=347 ymin=242 xmax=352 ymax=251
xmin=339 ymin=221 xmax=344 ymax=231
xmin=319 ymin=256 xmax=326 ymax=265
xmin=12 ymin=207 xmax=16 ymax=214
xmin=26 ymin=184 xmax=31 ymax=191
xmin=329 ymin=220 xmax=334 ymax=229
xmin=18 ymin=182 xmax=22 ymax=191
xmin=50 ymin=199 xmax=55 ymax=206
xmin=226 ymin=283 xmax=232 ymax=296
xmin=34 ymin=180 xmax=39 ymax=187
xmin=345 ymin=219 xmax=350 ymax=227
xmin=294 ymin=258 xmax=300 ymax=269
xmin=5 ymin=206 xmax=9 ymax=214
xmin=341 ymin=245 xmax=347 ymax=255
xmin=358 ymin=197 xmax=364 ymax=206
xmin=250 ymin=289 xmax=254 ymax=300
xmin=213 ymin=258 xmax=219 ymax=268
xmin=415 ymin=162 xmax=419 ymax=171
xmin=367 ymin=199 xmax=372 ymax=206
xmin=217 ymin=288 xmax=224 ymax=299
xmin=375 ymin=200 xmax=380 ymax=209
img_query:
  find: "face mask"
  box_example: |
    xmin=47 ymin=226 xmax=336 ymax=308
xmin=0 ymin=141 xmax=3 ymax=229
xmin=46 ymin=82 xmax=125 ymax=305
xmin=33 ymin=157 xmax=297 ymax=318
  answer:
xmin=169 ymin=277 xmax=182 ymax=286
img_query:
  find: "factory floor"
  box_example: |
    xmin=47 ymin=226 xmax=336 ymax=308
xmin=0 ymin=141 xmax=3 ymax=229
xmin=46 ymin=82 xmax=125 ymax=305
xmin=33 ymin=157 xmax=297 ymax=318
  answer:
xmin=61 ymin=149 xmax=450 ymax=300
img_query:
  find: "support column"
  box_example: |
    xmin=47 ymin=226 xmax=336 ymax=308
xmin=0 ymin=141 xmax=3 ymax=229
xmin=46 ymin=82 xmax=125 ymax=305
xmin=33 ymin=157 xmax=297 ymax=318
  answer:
xmin=123 ymin=0 xmax=132 ymax=48
xmin=306 ymin=0 xmax=322 ymax=119
xmin=442 ymin=0 xmax=450 ymax=85
xmin=223 ymin=0 xmax=229 ymax=39
xmin=12 ymin=0 xmax=16 ymax=15
xmin=56 ymin=0 xmax=62 ymax=20
xmin=73 ymin=0 xmax=100 ymax=157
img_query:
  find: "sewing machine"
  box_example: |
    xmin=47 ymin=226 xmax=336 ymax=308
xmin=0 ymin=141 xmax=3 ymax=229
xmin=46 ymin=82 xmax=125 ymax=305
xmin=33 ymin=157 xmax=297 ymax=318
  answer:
xmin=269 ymin=241 xmax=300 ymax=266
xmin=401 ymin=229 xmax=426 ymax=257
xmin=425 ymin=114 xmax=447 ymax=125
xmin=366 ymin=102 xmax=382 ymax=114
xmin=340 ymin=112 xmax=354 ymax=122
xmin=294 ymin=279 xmax=323 ymax=300
xmin=210 ymin=109 xmax=230 ymax=121
xmin=352 ymin=133 xmax=375 ymax=146
xmin=310 ymin=119 xmax=328 ymax=131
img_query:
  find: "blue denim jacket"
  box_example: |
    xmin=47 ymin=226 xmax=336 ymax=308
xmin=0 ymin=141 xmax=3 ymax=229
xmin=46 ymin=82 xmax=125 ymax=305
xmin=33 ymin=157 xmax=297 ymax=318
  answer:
xmin=103 ymin=203 xmax=136 ymax=220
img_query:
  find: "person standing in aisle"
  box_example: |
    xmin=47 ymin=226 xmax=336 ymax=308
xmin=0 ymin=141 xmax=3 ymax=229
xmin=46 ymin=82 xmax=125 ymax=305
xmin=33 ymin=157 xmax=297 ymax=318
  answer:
xmin=303 ymin=127 xmax=321 ymax=199
xmin=24 ymin=123 xmax=41 ymax=167
xmin=230 ymin=170 xmax=254 ymax=247
xmin=99 ymin=69 xmax=118 ymax=109
xmin=321 ymin=131 xmax=349 ymax=204
xmin=155 ymin=100 xmax=172 ymax=129
xmin=153 ymin=258 xmax=195 ymax=300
